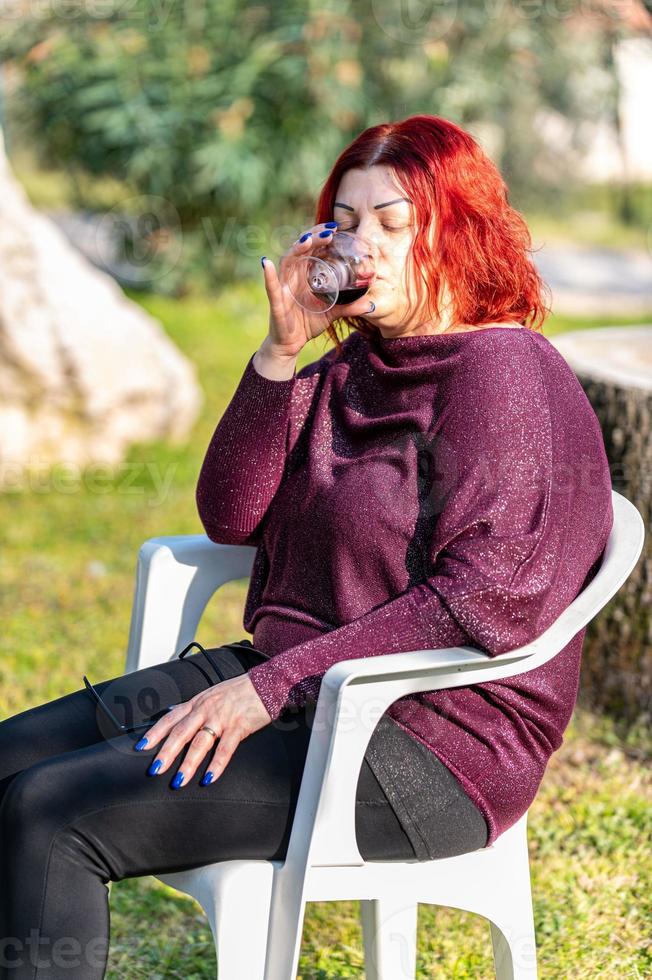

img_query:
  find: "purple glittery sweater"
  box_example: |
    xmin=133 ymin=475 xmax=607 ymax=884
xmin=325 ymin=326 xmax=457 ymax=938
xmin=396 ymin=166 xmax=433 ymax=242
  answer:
xmin=196 ymin=327 xmax=613 ymax=846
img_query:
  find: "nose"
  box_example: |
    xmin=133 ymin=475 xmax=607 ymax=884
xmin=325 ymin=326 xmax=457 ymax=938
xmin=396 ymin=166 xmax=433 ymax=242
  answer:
xmin=355 ymin=217 xmax=381 ymax=247
xmin=353 ymin=220 xmax=382 ymax=260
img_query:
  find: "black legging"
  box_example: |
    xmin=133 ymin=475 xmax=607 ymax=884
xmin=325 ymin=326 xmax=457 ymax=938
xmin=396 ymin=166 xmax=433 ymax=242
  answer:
xmin=0 ymin=642 xmax=469 ymax=979
xmin=0 ymin=642 xmax=420 ymax=978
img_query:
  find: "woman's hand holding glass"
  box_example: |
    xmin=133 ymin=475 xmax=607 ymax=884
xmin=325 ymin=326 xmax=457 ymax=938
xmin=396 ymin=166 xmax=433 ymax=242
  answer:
xmin=259 ymin=221 xmax=376 ymax=364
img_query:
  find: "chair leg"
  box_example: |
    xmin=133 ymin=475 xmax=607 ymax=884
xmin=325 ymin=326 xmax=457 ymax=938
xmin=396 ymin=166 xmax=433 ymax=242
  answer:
xmin=260 ymin=882 xmax=308 ymax=980
xmin=158 ymin=862 xmax=274 ymax=980
xmin=482 ymin=814 xmax=538 ymax=979
xmin=212 ymin=868 xmax=274 ymax=980
xmin=489 ymin=912 xmax=538 ymax=980
xmin=360 ymin=897 xmax=418 ymax=980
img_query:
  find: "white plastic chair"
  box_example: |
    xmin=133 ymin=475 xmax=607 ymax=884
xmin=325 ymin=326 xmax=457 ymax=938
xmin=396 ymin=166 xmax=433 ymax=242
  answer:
xmin=122 ymin=489 xmax=644 ymax=980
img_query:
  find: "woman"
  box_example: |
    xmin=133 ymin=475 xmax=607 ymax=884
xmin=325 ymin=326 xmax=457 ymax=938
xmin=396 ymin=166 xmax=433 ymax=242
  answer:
xmin=0 ymin=114 xmax=613 ymax=978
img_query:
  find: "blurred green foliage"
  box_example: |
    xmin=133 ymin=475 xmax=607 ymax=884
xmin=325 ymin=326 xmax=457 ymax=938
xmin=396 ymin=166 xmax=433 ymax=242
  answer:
xmin=1 ymin=0 xmax=640 ymax=294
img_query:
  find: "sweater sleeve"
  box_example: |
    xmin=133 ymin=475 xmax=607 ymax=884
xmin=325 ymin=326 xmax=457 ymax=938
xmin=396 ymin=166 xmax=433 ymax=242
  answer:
xmin=246 ymin=341 xmax=608 ymax=721
xmin=196 ymin=353 xmax=296 ymax=546
xmin=196 ymin=349 xmax=332 ymax=546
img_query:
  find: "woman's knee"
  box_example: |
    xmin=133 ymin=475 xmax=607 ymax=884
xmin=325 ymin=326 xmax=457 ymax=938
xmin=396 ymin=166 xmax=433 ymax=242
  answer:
xmin=0 ymin=702 xmax=55 ymax=783
xmin=0 ymin=689 xmax=101 ymax=783
xmin=0 ymin=748 xmax=93 ymax=848
xmin=0 ymin=703 xmax=61 ymax=814
xmin=0 ymin=751 xmax=123 ymax=894
xmin=0 ymin=765 xmax=56 ymax=856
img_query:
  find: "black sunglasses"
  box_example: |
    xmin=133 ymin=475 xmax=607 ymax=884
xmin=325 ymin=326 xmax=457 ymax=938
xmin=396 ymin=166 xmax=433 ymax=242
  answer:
xmin=82 ymin=674 xmax=176 ymax=734
xmin=82 ymin=640 xmax=206 ymax=735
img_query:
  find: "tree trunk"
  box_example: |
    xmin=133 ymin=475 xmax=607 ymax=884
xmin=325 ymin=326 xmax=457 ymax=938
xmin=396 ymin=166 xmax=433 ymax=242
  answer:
xmin=548 ymin=326 xmax=652 ymax=734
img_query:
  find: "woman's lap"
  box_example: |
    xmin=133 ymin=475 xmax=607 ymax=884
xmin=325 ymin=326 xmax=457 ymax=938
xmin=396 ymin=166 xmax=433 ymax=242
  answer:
xmin=0 ymin=644 xmax=417 ymax=875
xmin=0 ymin=645 xmax=417 ymax=977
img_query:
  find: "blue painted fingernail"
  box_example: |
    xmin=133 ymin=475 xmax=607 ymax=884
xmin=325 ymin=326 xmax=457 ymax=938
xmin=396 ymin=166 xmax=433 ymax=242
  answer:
xmin=368 ymin=302 xmax=376 ymax=312
xmin=318 ymin=229 xmax=332 ymax=238
xmin=325 ymin=221 xmax=338 ymax=228
xmin=299 ymin=232 xmax=311 ymax=243
xmin=171 ymin=771 xmax=184 ymax=790
xmin=260 ymin=256 xmax=266 ymax=267
xmin=134 ymin=736 xmax=148 ymax=751
xmin=147 ymin=759 xmax=162 ymax=776
xmin=200 ymin=772 xmax=214 ymax=786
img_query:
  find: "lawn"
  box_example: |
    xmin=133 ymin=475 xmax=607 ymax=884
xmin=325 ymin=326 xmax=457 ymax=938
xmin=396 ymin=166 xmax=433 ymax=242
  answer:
xmin=1 ymin=286 xmax=650 ymax=978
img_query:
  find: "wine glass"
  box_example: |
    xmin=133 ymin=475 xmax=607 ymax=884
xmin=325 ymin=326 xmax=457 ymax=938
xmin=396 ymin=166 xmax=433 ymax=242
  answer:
xmin=280 ymin=230 xmax=377 ymax=314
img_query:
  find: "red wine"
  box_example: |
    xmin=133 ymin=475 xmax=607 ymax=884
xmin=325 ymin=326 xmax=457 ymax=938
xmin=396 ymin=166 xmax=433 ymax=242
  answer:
xmin=308 ymin=280 xmax=372 ymax=306
xmin=335 ymin=283 xmax=370 ymax=305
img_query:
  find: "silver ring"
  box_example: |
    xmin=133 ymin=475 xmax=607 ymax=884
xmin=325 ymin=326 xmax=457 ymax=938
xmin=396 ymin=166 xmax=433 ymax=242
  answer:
xmin=200 ymin=725 xmax=217 ymax=739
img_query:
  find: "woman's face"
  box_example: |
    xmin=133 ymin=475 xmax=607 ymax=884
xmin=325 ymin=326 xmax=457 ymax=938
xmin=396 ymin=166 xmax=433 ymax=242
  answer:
xmin=333 ymin=164 xmax=438 ymax=337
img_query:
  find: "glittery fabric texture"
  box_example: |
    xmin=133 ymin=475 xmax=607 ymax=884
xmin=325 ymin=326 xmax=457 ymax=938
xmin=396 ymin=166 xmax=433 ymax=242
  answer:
xmin=195 ymin=327 xmax=614 ymax=846
xmin=364 ymin=714 xmax=490 ymax=860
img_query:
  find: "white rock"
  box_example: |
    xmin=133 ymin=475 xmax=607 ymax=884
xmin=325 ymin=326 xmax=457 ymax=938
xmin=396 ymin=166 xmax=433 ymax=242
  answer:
xmin=0 ymin=127 xmax=203 ymax=488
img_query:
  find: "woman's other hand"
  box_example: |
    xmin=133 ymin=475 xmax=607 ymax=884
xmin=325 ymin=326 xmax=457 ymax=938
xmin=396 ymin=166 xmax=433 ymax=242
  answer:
xmin=134 ymin=673 xmax=273 ymax=788
xmin=259 ymin=221 xmax=376 ymax=362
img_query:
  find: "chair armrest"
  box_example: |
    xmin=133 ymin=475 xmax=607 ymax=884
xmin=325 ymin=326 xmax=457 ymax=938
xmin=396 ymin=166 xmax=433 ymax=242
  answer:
xmin=285 ymin=644 xmax=509 ymax=868
xmin=124 ymin=535 xmax=256 ymax=673
xmin=291 ymin=607 xmax=595 ymax=868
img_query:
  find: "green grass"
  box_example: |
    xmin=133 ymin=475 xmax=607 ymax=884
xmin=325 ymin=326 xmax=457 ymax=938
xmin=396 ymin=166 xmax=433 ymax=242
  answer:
xmin=527 ymin=180 xmax=652 ymax=252
xmin=1 ymin=289 xmax=650 ymax=978
xmin=527 ymin=208 xmax=651 ymax=252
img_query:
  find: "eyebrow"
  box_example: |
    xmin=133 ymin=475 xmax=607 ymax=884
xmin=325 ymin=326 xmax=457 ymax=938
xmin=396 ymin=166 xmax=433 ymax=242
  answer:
xmin=333 ymin=197 xmax=412 ymax=212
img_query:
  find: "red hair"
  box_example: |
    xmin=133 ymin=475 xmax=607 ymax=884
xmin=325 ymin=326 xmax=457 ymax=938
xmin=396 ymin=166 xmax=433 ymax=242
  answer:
xmin=314 ymin=114 xmax=551 ymax=356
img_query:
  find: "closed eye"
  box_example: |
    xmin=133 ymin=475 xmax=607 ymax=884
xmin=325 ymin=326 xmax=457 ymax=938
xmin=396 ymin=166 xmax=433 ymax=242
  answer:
xmin=340 ymin=224 xmax=406 ymax=233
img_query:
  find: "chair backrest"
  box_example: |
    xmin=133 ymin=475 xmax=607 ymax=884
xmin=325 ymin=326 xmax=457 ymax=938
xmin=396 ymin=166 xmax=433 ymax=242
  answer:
xmin=566 ymin=488 xmax=645 ymax=619
xmin=485 ymin=488 xmax=645 ymax=676
xmin=310 ymin=488 xmax=646 ymax=695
